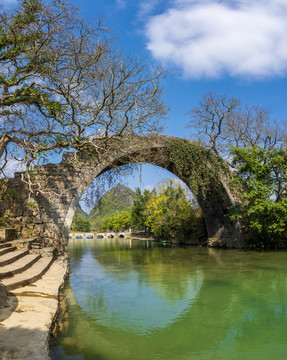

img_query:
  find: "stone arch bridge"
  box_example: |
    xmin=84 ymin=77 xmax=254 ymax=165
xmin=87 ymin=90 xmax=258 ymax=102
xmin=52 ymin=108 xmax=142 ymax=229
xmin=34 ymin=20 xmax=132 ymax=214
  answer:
xmin=2 ymin=134 xmax=243 ymax=251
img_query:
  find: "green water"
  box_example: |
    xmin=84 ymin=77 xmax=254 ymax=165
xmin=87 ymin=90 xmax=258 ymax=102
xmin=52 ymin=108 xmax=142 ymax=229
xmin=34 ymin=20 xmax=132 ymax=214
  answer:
xmin=50 ymin=238 xmax=287 ymax=360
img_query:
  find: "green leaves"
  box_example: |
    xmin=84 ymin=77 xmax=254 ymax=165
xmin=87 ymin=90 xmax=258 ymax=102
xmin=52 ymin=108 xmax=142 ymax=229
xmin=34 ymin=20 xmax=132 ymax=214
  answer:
xmin=130 ymin=188 xmax=152 ymax=231
xmin=167 ymin=139 xmax=226 ymax=197
xmin=72 ymin=219 xmax=91 ymax=232
xmin=230 ymin=146 xmax=287 ymax=248
xmin=13 ymin=0 xmax=42 ymax=26
xmin=102 ymin=211 xmax=131 ymax=231
xmin=71 ymin=213 xmax=91 ymax=232
xmin=130 ymin=180 xmax=206 ymax=240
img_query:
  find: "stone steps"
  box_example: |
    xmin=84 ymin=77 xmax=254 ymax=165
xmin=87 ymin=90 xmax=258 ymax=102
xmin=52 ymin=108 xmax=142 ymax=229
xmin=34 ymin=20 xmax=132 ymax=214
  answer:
xmin=0 ymin=254 xmax=41 ymax=279
xmin=0 ymin=228 xmax=55 ymax=291
xmin=0 ymin=243 xmax=11 ymax=250
xmin=0 ymin=246 xmax=16 ymax=257
xmin=0 ymin=230 xmax=55 ymax=291
xmin=0 ymin=250 xmax=29 ymax=267
xmin=2 ymin=256 xmax=54 ymax=291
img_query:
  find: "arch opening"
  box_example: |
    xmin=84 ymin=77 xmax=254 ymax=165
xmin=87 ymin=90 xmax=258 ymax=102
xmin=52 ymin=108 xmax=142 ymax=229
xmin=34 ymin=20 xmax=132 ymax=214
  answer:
xmin=65 ymin=155 xmax=232 ymax=250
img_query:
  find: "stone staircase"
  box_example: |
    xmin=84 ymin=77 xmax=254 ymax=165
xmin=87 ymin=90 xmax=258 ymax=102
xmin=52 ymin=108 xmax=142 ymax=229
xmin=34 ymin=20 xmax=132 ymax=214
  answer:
xmin=0 ymin=238 xmax=54 ymax=291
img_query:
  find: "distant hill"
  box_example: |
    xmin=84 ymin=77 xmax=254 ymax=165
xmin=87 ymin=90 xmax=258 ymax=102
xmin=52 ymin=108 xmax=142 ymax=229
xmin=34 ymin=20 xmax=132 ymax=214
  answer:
xmin=70 ymin=203 xmax=88 ymax=230
xmin=75 ymin=203 xmax=88 ymax=221
xmin=88 ymin=184 xmax=136 ymax=229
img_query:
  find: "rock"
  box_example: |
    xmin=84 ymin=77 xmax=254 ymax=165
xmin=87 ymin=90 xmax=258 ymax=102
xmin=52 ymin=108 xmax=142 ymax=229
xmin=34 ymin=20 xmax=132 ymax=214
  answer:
xmin=0 ymin=284 xmax=8 ymax=308
xmin=0 ymin=228 xmax=17 ymax=242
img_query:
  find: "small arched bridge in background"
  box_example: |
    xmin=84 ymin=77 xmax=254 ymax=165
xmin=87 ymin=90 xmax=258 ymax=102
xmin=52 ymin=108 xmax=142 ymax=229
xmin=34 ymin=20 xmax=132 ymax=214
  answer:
xmin=69 ymin=232 xmax=127 ymax=239
xmin=2 ymin=134 xmax=244 ymax=251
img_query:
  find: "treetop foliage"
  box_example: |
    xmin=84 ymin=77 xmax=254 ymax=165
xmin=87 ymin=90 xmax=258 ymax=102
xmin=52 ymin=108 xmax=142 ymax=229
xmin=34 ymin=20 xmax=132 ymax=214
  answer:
xmin=230 ymin=146 xmax=287 ymax=248
xmin=102 ymin=211 xmax=131 ymax=232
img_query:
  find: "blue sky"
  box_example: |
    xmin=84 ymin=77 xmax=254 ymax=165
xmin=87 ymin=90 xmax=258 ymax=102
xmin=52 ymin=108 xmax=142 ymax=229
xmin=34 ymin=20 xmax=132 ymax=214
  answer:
xmin=72 ymin=0 xmax=287 ymax=199
xmin=70 ymin=0 xmax=287 ymax=137
xmin=2 ymin=0 xmax=287 ymax=203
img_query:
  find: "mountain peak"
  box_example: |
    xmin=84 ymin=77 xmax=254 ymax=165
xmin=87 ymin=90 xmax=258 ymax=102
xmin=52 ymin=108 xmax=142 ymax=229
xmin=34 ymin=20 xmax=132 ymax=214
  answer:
xmin=88 ymin=184 xmax=136 ymax=229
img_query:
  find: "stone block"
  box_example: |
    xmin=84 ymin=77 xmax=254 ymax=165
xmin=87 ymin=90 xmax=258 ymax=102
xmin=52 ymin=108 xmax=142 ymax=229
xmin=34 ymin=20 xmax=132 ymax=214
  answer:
xmin=0 ymin=228 xmax=17 ymax=242
xmin=34 ymin=217 xmax=43 ymax=224
xmin=0 ymin=284 xmax=8 ymax=308
xmin=13 ymin=205 xmax=23 ymax=217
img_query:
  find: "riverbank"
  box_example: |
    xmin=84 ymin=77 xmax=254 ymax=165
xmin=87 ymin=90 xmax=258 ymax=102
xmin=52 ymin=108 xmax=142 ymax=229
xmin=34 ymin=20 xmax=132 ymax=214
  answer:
xmin=128 ymin=232 xmax=155 ymax=241
xmin=0 ymin=255 xmax=68 ymax=360
xmin=129 ymin=236 xmax=155 ymax=241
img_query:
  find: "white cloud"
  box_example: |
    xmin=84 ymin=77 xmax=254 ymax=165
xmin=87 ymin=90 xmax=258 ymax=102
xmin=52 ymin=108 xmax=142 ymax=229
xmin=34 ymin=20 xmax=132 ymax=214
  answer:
xmin=116 ymin=0 xmax=127 ymax=9
xmin=0 ymin=159 xmax=25 ymax=178
xmin=139 ymin=0 xmax=163 ymax=17
xmin=145 ymin=0 xmax=287 ymax=78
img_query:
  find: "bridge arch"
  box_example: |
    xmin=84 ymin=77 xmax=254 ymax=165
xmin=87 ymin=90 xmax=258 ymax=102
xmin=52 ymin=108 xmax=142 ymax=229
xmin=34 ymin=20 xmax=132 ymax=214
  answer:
xmin=5 ymin=134 xmax=243 ymax=250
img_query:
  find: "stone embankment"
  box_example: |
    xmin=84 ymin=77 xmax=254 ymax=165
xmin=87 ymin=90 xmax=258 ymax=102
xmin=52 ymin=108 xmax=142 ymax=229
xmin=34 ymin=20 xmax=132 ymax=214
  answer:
xmin=129 ymin=231 xmax=155 ymax=241
xmin=0 ymin=230 xmax=68 ymax=360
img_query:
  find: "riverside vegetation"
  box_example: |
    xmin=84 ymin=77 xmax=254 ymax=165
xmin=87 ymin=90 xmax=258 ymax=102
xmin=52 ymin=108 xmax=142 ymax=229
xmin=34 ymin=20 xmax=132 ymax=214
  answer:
xmin=186 ymin=93 xmax=287 ymax=248
xmin=70 ymin=180 xmax=207 ymax=243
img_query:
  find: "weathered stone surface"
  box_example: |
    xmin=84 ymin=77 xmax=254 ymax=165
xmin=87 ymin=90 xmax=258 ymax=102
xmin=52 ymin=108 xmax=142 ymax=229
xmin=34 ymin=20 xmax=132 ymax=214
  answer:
xmin=0 ymin=229 xmax=17 ymax=243
xmin=0 ymin=284 xmax=8 ymax=308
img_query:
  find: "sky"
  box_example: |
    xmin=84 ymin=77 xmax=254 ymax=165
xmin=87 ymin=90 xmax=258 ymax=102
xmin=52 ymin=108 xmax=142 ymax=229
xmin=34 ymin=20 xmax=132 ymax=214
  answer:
xmin=2 ymin=0 xmax=287 ymax=205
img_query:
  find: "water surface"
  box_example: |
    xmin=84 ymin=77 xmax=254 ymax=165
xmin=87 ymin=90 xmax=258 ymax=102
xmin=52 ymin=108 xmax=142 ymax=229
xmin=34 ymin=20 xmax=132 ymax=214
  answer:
xmin=51 ymin=238 xmax=287 ymax=360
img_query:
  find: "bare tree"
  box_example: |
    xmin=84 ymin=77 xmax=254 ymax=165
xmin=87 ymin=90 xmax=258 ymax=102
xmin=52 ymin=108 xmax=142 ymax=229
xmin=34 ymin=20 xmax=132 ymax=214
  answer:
xmin=0 ymin=0 xmax=167 ymax=175
xmin=226 ymin=105 xmax=286 ymax=151
xmin=188 ymin=93 xmax=287 ymax=167
xmin=188 ymin=93 xmax=240 ymax=157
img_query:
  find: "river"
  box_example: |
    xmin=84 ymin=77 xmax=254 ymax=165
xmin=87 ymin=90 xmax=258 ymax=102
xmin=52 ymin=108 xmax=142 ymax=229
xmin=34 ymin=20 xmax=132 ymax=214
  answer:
xmin=50 ymin=238 xmax=287 ymax=360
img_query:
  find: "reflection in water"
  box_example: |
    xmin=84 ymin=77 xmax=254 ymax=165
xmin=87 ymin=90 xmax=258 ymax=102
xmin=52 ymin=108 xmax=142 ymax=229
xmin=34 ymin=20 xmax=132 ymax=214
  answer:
xmin=51 ymin=239 xmax=287 ymax=360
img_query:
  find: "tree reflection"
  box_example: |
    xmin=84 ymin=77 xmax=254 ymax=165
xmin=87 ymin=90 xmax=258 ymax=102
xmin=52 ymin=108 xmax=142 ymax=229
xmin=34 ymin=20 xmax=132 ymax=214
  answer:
xmin=89 ymin=239 xmax=203 ymax=302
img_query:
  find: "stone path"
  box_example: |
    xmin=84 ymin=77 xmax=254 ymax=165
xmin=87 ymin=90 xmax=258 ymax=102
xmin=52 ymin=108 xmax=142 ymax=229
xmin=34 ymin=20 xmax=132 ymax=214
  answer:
xmin=0 ymin=255 xmax=68 ymax=360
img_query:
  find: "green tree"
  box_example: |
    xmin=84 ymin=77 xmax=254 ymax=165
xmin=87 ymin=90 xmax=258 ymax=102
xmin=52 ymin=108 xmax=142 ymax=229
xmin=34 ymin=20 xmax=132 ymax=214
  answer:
xmin=145 ymin=180 xmax=206 ymax=240
xmin=230 ymin=146 xmax=287 ymax=247
xmin=102 ymin=217 xmax=113 ymax=231
xmin=102 ymin=211 xmax=131 ymax=231
xmin=130 ymin=188 xmax=153 ymax=231
xmin=72 ymin=219 xmax=91 ymax=232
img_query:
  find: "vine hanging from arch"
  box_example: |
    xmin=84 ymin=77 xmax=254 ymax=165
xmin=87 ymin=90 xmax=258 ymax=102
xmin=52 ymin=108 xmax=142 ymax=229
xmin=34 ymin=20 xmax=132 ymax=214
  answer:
xmin=167 ymin=139 xmax=228 ymax=197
